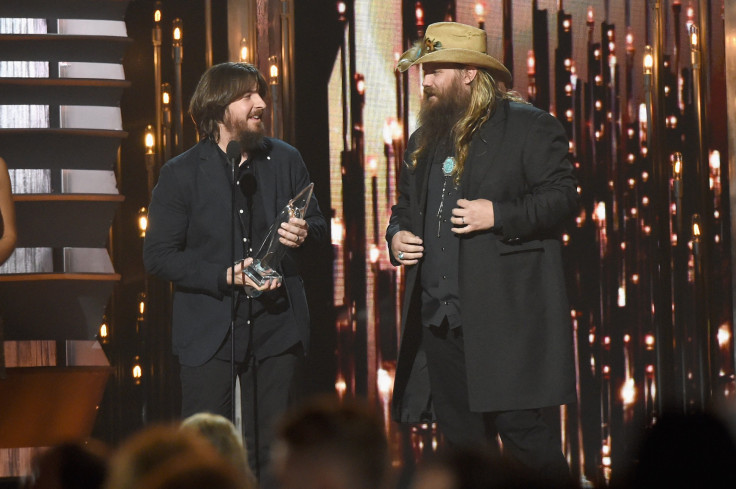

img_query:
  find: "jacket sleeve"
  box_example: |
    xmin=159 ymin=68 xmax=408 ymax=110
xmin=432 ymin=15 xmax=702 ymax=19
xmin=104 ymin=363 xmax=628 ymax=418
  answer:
xmin=143 ymin=163 xmax=225 ymax=299
xmin=492 ymin=111 xmax=578 ymax=239
xmin=386 ymin=135 xmax=416 ymax=266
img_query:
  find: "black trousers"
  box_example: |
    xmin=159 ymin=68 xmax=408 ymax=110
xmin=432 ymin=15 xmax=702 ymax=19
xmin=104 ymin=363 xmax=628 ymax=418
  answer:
xmin=180 ymin=343 xmax=303 ymax=487
xmin=422 ymin=321 xmax=572 ymax=486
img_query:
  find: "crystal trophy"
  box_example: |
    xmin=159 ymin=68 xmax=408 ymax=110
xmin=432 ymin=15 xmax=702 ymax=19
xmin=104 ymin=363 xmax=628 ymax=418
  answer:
xmin=242 ymin=183 xmax=314 ymax=297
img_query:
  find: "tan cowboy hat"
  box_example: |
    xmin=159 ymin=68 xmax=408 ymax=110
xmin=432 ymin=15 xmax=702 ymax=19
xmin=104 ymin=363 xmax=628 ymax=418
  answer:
xmin=396 ymin=22 xmax=512 ymax=85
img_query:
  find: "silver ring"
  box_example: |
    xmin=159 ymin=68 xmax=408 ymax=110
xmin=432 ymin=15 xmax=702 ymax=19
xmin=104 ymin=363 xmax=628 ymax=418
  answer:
xmin=398 ymin=251 xmax=405 ymax=260
xmin=462 ymin=216 xmax=465 ymax=224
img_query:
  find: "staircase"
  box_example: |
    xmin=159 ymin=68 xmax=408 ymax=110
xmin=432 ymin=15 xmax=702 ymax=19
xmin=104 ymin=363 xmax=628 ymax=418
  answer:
xmin=0 ymin=0 xmax=130 ymax=477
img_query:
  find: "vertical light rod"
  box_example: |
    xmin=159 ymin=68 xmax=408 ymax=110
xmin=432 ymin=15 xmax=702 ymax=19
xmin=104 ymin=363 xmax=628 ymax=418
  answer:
xmin=172 ymin=18 xmax=184 ymax=156
xmin=204 ymin=0 xmax=212 ymax=67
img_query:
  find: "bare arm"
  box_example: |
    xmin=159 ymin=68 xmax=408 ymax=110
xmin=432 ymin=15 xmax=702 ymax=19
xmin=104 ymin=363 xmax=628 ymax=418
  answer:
xmin=0 ymin=158 xmax=16 ymax=265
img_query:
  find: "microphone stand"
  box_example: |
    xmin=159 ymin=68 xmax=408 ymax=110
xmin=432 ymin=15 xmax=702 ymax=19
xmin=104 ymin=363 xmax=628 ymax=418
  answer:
xmin=234 ymin=154 xmax=261 ymax=481
xmin=244 ymin=174 xmax=260 ymax=482
xmin=227 ymin=143 xmax=240 ymax=425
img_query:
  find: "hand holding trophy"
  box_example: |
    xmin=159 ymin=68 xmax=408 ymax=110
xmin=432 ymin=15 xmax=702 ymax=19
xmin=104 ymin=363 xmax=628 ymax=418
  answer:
xmin=242 ymin=183 xmax=314 ymax=297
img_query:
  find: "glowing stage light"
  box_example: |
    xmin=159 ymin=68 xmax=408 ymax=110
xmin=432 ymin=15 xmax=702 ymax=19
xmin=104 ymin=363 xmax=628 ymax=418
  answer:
xmin=144 ymin=124 xmax=155 ymax=154
xmin=643 ymin=46 xmax=653 ymax=75
xmin=718 ymin=324 xmax=731 ymax=348
xmin=621 ymin=378 xmax=637 ymax=405
xmin=138 ymin=207 xmax=148 ymax=238
xmin=172 ymin=18 xmax=183 ymax=45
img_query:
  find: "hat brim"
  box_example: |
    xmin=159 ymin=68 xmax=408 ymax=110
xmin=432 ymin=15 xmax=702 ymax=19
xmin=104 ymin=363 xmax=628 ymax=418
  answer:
xmin=397 ymin=48 xmax=512 ymax=85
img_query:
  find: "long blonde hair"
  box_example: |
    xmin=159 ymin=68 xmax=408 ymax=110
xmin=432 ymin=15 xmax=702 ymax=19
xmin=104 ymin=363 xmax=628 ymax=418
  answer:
xmin=410 ymin=68 xmax=526 ymax=186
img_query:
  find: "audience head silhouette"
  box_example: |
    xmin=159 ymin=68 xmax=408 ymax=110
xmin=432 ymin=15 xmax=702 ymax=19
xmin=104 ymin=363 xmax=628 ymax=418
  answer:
xmin=626 ymin=410 xmax=736 ymax=489
xmin=409 ymin=444 xmax=574 ymax=489
xmin=271 ymin=395 xmax=390 ymax=489
xmin=104 ymin=425 xmax=222 ymax=489
xmin=137 ymin=454 xmax=247 ymax=489
xmin=24 ymin=441 xmax=108 ymax=489
xmin=180 ymin=412 xmax=256 ymax=488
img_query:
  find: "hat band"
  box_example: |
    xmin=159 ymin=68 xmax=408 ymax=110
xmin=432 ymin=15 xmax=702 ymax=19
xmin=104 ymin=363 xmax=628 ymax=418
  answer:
xmin=423 ymin=37 xmax=442 ymax=56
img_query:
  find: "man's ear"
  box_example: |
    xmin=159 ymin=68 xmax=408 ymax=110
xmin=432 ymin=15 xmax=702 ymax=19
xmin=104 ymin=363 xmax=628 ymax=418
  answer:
xmin=463 ymin=67 xmax=478 ymax=85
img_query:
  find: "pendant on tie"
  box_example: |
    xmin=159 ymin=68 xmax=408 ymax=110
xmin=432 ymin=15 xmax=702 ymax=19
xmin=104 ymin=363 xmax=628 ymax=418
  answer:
xmin=442 ymin=156 xmax=456 ymax=176
xmin=437 ymin=157 xmax=456 ymax=237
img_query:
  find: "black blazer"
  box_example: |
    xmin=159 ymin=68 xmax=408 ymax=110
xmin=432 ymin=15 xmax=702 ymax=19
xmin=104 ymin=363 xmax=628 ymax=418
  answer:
xmin=387 ymin=100 xmax=579 ymax=421
xmin=144 ymin=138 xmax=327 ymax=367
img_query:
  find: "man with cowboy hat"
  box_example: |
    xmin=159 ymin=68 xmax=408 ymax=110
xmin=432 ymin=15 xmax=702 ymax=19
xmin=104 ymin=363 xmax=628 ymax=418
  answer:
xmin=387 ymin=22 xmax=578 ymax=485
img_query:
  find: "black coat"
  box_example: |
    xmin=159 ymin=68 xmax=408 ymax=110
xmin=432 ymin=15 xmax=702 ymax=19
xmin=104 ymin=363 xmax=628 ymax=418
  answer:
xmin=387 ymin=100 xmax=578 ymax=421
xmin=143 ymin=138 xmax=327 ymax=367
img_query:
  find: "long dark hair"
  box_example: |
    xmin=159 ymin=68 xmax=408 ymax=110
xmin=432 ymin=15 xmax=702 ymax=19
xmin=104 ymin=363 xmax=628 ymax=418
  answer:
xmin=188 ymin=62 xmax=267 ymax=142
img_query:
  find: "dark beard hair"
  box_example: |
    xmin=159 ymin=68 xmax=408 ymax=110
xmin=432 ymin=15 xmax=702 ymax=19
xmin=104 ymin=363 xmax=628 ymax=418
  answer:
xmin=238 ymin=124 xmax=266 ymax=154
xmin=416 ymin=78 xmax=470 ymax=153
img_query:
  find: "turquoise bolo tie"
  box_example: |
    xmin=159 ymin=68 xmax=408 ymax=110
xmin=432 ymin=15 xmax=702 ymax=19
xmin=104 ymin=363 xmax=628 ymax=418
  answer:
xmin=436 ymin=156 xmax=456 ymax=237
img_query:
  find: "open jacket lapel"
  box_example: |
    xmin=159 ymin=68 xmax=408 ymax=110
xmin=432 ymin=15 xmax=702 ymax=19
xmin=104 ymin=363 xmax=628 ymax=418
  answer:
xmin=461 ymin=100 xmax=509 ymax=199
xmin=252 ymin=149 xmax=278 ymax=226
xmin=196 ymin=140 xmax=233 ymax=215
xmin=414 ymin=153 xmax=431 ymax=225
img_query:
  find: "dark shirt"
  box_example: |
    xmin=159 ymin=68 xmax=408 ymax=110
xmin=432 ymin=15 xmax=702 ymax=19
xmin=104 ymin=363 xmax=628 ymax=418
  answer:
xmin=420 ymin=142 xmax=461 ymax=329
xmin=215 ymin=147 xmax=298 ymax=362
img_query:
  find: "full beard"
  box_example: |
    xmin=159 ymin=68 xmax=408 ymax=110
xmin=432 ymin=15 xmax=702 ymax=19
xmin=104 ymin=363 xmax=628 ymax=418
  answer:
xmin=237 ymin=123 xmax=265 ymax=154
xmin=417 ymin=80 xmax=470 ymax=151
xmin=224 ymin=111 xmax=266 ymax=154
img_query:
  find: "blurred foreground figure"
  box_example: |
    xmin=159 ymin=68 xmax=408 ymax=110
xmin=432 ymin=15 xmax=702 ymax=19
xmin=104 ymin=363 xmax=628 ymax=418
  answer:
xmin=410 ymin=445 xmax=574 ymax=489
xmin=137 ymin=454 xmax=247 ymax=489
xmin=271 ymin=396 xmax=391 ymax=489
xmin=620 ymin=410 xmax=736 ymax=489
xmin=23 ymin=441 xmax=108 ymax=489
xmin=104 ymin=425 xmax=221 ymax=489
xmin=181 ymin=412 xmax=257 ymax=488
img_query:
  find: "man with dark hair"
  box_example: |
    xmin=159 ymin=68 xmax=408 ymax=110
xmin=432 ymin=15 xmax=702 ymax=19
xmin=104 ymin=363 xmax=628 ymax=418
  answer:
xmin=28 ymin=441 xmax=109 ymax=489
xmin=271 ymin=396 xmax=391 ymax=489
xmin=144 ymin=62 xmax=327 ymax=483
xmin=387 ymin=22 xmax=578 ymax=486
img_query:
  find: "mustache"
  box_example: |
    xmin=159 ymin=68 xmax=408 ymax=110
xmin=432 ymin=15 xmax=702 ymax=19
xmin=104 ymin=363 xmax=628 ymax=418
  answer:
xmin=423 ymin=87 xmax=438 ymax=98
xmin=249 ymin=109 xmax=264 ymax=118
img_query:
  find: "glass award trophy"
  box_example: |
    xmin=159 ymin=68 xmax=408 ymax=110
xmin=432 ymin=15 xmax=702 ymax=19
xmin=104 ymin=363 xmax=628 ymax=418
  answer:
xmin=242 ymin=183 xmax=314 ymax=297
